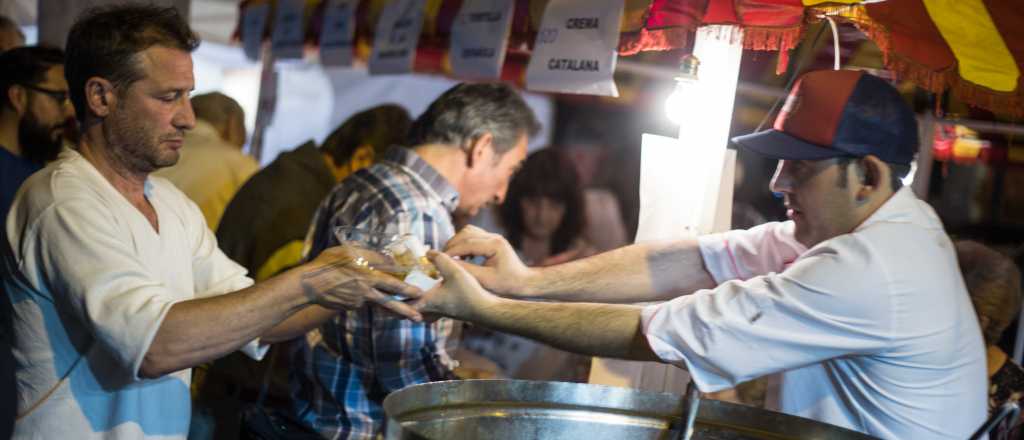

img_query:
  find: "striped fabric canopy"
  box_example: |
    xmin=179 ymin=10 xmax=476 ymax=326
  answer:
xmin=239 ymin=0 xmax=1024 ymax=117
xmin=848 ymin=0 xmax=1022 ymax=118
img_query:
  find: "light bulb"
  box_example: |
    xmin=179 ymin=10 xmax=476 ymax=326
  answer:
xmin=664 ymin=54 xmax=701 ymax=125
xmin=665 ymin=78 xmax=698 ymax=125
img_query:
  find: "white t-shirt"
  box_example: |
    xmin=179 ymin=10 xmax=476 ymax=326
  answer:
xmin=641 ymin=187 xmax=987 ymax=439
xmin=2 ymin=149 xmax=265 ymax=439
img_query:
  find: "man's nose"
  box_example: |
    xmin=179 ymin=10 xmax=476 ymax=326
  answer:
xmin=174 ymin=97 xmax=196 ymax=130
xmin=769 ymin=161 xmax=790 ymax=194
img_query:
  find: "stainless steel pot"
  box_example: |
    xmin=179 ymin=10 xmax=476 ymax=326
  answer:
xmin=383 ymin=380 xmax=877 ymax=440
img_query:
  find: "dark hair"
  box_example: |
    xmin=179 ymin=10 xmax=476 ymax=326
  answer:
xmin=500 ymin=148 xmax=585 ymax=255
xmin=888 ymin=162 xmax=911 ymax=190
xmin=955 ymin=240 xmax=1022 ymax=346
xmin=65 ymin=4 xmax=199 ymax=122
xmin=0 ymin=46 xmax=65 ymax=110
xmin=321 ymin=104 xmax=412 ymax=165
xmin=407 ymin=82 xmax=540 ymax=155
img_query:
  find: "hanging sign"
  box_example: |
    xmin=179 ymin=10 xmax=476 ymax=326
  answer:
xmin=271 ymin=0 xmax=306 ymax=60
xmin=241 ymin=2 xmax=271 ymax=61
xmin=449 ymin=0 xmax=514 ymax=79
xmin=320 ymin=0 xmax=358 ymax=67
xmin=368 ymin=0 xmax=427 ymax=75
xmin=525 ymin=0 xmax=623 ymax=97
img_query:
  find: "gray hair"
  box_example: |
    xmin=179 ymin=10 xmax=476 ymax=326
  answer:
xmin=406 ymin=82 xmax=540 ymax=155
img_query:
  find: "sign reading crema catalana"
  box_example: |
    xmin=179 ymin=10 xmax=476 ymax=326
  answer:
xmin=320 ymin=0 xmax=358 ymax=67
xmin=525 ymin=0 xmax=623 ymax=97
xmin=369 ymin=0 xmax=427 ymax=75
xmin=450 ymin=0 xmax=515 ymax=79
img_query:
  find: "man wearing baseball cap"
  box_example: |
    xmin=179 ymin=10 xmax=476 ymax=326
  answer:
xmin=416 ymin=69 xmax=987 ymax=439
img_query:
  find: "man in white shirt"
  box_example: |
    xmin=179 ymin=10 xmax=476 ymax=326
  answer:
xmin=1 ymin=5 xmax=422 ymax=439
xmin=418 ymin=70 xmax=987 ymax=439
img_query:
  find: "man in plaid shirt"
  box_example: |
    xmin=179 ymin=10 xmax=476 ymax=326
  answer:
xmin=290 ymin=83 xmax=539 ymax=439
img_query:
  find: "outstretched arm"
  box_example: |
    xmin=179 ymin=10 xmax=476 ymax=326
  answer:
xmin=142 ymin=246 xmax=422 ymax=377
xmin=444 ymin=226 xmax=715 ymax=303
xmin=417 ymin=252 xmax=660 ymax=362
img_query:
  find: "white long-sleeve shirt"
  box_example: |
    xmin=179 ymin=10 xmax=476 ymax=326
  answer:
xmin=641 ymin=187 xmax=986 ymax=439
xmin=3 ymin=149 xmax=265 ymax=439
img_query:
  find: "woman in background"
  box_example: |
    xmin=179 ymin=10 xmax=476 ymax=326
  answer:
xmin=956 ymin=240 xmax=1024 ymax=440
xmin=500 ymin=148 xmax=595 ymax=266
xmin=458 ymin=148 xmax=597 ymax=382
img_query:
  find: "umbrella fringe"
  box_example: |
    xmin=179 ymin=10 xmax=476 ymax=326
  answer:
xmin=741 ymin=25 xmax=803 ymax=53
xmin=618 ymin=27 xmax=693 ymax=56
xmin=825 ymin=3 xmax=1022 ymax=119
xmin=952 ymin=79 xmax=1024 ymax=120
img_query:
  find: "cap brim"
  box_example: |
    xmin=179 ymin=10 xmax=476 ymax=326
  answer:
xmin=731 ymin=129 xmax=848 ymax=161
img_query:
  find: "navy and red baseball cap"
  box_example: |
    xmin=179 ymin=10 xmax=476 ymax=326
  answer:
xmin=731 ymin=69 xmax=918 ymax=165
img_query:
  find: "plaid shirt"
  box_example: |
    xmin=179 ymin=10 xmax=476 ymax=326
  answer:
xmin=290 ymin=147 xmax=460 ymax=439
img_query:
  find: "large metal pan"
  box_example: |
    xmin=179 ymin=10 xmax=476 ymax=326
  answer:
xmin=383 ymin=380 xmax=877 ymax=440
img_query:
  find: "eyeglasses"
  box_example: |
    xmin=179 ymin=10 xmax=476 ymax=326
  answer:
xmin=19 ymin=83 xmax=69 ymax=105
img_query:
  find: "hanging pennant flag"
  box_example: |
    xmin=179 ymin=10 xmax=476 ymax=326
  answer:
xmin=526 ymin=0 xmax=623 ymax=97
xmin=369 ymin=0 xmax=427 ymax=75
xmin=271 ymin=0 xmax=306 ymax=60
xmin=449 ymin=0 xmax=515 ymax=79
xmin=241 ymin=2 xmax=271 ymax=61
xmin=320 ymin=0 xmax=358 ymax=67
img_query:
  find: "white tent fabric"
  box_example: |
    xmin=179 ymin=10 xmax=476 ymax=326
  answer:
xmin=3 ymin=0 xmax=233 ymax=45
xmin=3 ymin=0 xmax=553 ymax=165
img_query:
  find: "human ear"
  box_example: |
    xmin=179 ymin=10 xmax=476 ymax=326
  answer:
xmin=85 ymin=77 xmax=116 ymax=118
xmin=349 ymin=144 xmax=375 ymax=171
xmin=7 ymin=85 xmax=27 ymax=116
xmin=857 ymin=156 xmax=888 ymax=201
xmin=465 ymin=132 xmax=494 ymax=169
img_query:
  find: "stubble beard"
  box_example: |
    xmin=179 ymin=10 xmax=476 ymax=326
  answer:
xmin=104 ymin=111 xmax=180 ymax=175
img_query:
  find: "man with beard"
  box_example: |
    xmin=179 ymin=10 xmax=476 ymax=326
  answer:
xmin=1 ymin=5 xmax=424 ymax=439
xmin=0 ymin=45 xmax=70 ymax=440
xmin=0 ymin=46 xmax=73 ymax=220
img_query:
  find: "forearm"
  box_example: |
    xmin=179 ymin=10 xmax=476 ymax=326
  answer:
xmin=468 ymin=297 xmax=660 ymax=362
xmin=140 ymin=267 xmax=308 ymax=378
xmin=261 ymin=305 xmax=337 ymax=343
xmin=526 ymin=239 xmax=716 ymax=303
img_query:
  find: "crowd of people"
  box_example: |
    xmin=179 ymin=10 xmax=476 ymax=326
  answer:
xmin=0 ymin=4 xmax=1022 ymax=440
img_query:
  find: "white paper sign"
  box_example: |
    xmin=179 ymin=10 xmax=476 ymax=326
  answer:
xmin=241 ymin=3 xmax=271 ymax=61
xmin=369 ymin=0 xmax=427 ymax=75
xmin=320 ymin=0 xmax=358 ymax=67
xmin=449 ymin=0 xmax=514 ymax=79
xmin=525 ymin=0 xmax=622 ymax=97
xmin=271 ymin=0 xmax=306 ymax=60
